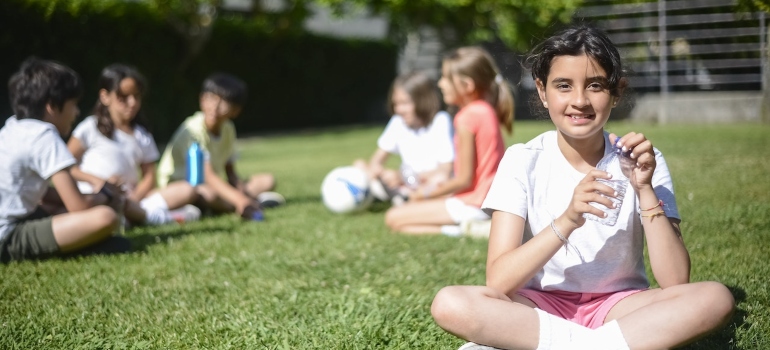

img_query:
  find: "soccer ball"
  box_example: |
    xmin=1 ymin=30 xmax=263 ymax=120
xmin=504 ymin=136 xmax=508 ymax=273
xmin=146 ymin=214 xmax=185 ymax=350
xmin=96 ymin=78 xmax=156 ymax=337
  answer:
xmin=321 ymin=166 xmax=373 ymax=214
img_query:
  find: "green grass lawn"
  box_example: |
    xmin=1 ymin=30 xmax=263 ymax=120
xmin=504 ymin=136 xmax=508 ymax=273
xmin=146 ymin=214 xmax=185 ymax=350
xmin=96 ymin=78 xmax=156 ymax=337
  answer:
xmin=1 ymin=121 xmax=768 ymax=349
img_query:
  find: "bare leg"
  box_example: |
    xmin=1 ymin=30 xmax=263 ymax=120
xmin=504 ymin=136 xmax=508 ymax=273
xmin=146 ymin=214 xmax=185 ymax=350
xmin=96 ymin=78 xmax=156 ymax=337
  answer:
xmin=606 ymin=282 xmax=734 ymax=349
xmin=432 ymin=285 xmax=540 ymax=350
xmin=195 ymin=184 xmax=235 ymax=214
xmin=152 ymin=181 xmax=198 ymax=210
xmin=385 ymin=198 xmax=454 ymax=234
xmin=123 ymin=200 xmax=147 ymax=224
xmin=243 ymin=173 xmax=276 ymax=198
xmin=52 ymin=206 xmax=119 ymax=252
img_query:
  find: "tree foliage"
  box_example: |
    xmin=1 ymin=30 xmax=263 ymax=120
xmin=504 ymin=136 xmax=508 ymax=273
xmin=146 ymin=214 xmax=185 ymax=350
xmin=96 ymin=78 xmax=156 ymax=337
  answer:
xmin=737 ymin=0 xmax=770 ymax=13
xmin=314 ymin=0 xmax=584 ymax=51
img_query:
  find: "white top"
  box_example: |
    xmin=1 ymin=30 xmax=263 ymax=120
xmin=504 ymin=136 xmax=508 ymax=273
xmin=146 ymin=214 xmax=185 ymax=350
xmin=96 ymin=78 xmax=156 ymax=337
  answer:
xmin=71 ymin=116 xmax=160 ymax=193
xmin=0 ymin=117 xmax=76 ymax=240
xmin=482 ymin=130 xmax=680 ymax=293
xmin=377 ymin=111 xmax=454 ymax=174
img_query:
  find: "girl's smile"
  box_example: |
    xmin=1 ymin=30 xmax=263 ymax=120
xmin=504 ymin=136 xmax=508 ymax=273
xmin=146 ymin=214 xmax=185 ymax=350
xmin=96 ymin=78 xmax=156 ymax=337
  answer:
xmin=537 ymin=54 xmax=616 ymax=140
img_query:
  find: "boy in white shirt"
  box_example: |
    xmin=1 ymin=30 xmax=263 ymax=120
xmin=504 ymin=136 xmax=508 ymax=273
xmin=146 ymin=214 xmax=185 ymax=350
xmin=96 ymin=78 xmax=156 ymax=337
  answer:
xmin=0 ymin=58 xmax=127 ymax=262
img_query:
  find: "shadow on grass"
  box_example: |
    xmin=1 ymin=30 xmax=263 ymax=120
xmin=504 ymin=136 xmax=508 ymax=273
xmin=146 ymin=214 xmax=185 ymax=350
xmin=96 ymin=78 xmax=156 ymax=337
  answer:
xmin=127 ymin=220 xmax=239 ymax=253
xmin=681 ymin=285 xmax=747 ymax=350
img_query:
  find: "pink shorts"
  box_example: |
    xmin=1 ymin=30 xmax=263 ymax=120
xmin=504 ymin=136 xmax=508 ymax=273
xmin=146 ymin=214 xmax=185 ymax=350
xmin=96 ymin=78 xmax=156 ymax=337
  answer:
xmin=517 ymin=288 xmax=645 ymax=329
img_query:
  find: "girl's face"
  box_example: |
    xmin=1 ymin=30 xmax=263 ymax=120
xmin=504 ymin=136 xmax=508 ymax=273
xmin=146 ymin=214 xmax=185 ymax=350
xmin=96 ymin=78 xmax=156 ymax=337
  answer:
xmin=100 ymin=77 xmax=142 ymax=125
xmin=536 ymin=54 xmax=618 ymax=140
xmin=438 ymin=63 xmax=466 ymax=106
xmin=391 ymin=87 xmax=419 ymax=128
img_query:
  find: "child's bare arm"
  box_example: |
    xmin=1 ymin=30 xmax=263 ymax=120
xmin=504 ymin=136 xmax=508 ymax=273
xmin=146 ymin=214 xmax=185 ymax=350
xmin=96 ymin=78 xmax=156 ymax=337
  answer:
xmin=50 ymin=168 xmax=114 ymax=211
xmin=411 ymin=128 xmax=474 ymax=200
xmin=132 ymin=162 xmax=157 ymax=201
xmin=367 ymin=148 xmax=390 ymax=178
xmin=205 ymin=161 xmax=253 ymax=214
xmin=225 ymin=161 xmax=241 ymax=189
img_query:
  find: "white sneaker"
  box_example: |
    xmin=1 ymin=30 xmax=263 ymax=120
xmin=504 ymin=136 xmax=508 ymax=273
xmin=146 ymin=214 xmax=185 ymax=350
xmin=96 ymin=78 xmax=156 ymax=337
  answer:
xmin=168 ymin=204 xmax=202 ymax=224
xmin=144 ymin=208 xmax=173 ymax=225
xmin=369 ymin=179 xmax=390 ymax=201
xmin=256 ymin=191 xmax=286 ymax=208
xmin=458 ymin=342 xmax=502 ymax=350
xmin=460 ymin=219 xmax=492 ymax=238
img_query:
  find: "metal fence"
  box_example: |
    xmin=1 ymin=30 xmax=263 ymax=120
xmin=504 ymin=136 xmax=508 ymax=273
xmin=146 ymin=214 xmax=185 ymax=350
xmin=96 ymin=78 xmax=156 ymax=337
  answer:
xmin=576 ymin=0 xmax=765 ymax=93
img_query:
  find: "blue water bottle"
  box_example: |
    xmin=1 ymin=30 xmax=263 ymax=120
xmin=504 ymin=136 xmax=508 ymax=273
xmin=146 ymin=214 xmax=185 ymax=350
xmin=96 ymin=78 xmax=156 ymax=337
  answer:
xmin=186 ymin=142 xmax=204 ymax=186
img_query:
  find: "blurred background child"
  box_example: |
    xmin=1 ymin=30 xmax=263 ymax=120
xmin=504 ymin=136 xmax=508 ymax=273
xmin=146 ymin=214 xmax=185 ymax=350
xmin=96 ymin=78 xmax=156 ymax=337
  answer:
xmin=156 ymin=73 xmax=284 ymax=220
xmin=0 ymin=58 xmax=126 ymax=262
xmin=385 ymin=46 xmax=513 ymax=236
xmin=354 ymin=71 xmax=454 ymax=205
xmin=67 ymin=64 xmax=200 ymax=226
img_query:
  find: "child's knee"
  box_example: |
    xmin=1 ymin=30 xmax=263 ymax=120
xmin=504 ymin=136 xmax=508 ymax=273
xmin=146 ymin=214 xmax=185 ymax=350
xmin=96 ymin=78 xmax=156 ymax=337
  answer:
xmin=250 ymin=173 xmax=275 ymax=191
xmin=431 ymin=286 xmax=476 ymax=330
xmin=702 ymin=282 xmax=735 ymax=322
xmin=91 ymin=206 xmax=119 ymax=231
xmin=384 ymin=208 xmax=401 ymax=230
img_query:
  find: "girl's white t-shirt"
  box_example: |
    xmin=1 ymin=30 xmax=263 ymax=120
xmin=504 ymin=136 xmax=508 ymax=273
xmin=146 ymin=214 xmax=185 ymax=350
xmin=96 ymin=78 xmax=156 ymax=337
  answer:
xmin=72 ymin=116 xmax=159 ymax=193
xmin=482 ymin=130 xmax=680 ymax=293
xmin=377 ymin=111 xmax=454 ymax=174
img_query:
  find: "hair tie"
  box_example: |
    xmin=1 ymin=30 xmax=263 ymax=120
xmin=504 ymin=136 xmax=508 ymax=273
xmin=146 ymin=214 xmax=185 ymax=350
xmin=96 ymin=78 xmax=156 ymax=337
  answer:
xmin=495 ymin=74 xmax=503 ymax=84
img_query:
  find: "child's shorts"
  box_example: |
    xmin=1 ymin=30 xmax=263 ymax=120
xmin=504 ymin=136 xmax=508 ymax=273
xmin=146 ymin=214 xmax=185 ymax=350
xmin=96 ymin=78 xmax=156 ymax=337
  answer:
xmin=0 ymin=208 xmax=58 ymax=263
xmin=517 ymin=288 xmax=645 ymax=329
xmin=445 ymin=197 xmax=490 ymax=224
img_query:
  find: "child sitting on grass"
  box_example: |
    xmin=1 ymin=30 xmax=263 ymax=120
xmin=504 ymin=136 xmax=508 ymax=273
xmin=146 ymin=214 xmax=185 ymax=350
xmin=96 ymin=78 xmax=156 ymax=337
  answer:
xmin=156 ymin=73 xmax=284 ymax=220
xmin=430 ymin=24 xmax=734 ymax=350
xmin=68 ymin=64 xmax=201 ymax=227
xmin=353 ymin=71 xmax=454 ymax=204
xmin=0 ymin=57 xmax=127 ymax=263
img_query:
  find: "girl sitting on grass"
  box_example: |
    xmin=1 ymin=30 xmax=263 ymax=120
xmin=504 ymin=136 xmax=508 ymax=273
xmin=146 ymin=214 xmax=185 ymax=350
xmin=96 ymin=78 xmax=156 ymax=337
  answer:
xmin=385 ymin=46 xmax=513 ymax=235
xmin=68 ymin=64 xmax=200 ymax=226
xmin=354 ymin=71 xmax=454 ymax=205
xmin=430 ymin=24 xmax=734 ymax=350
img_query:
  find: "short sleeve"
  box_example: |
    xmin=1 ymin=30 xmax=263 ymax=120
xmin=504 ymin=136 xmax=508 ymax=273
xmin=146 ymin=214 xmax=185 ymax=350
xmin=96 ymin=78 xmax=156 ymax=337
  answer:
xmin=71 ymin=117 xmax=94 ymax=148
xmin=135 ymin=126 xmax=160 ymax=164
xmin=455 ymin=108 xmax=482 ymax=134
xmin=30 ymin=128 xmax=76 ymax=179
xmin=376 ymin=116 xmax=401 ymax=154
xmin=481 ymin=144 xmax=531 ymax=219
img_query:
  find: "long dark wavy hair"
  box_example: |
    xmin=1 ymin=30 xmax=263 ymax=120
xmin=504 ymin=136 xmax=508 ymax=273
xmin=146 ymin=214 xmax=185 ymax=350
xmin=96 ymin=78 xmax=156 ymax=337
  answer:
xmin=93 ymin=64 xmax=149 ymax=138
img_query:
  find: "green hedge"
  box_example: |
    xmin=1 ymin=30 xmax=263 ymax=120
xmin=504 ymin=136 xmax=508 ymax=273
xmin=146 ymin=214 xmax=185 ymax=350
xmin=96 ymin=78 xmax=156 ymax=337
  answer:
xmin=0 ymin=0 xmax=398 ymax=142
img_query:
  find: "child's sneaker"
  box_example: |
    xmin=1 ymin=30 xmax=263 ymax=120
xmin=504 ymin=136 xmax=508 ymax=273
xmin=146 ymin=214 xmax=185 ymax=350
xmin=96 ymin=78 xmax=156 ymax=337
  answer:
xmin=369 ymin=179 xmax=390 ymax=201
xmin=460 ymin=219 xmax=492 ymax=238
xmin=168 ymin=204 xmax=202 ymax=224
xmin=257 ymin=191 xmax=286 ymax=209
xmin=458 ymin=342 xmax=502 ymax=350
xmin=144 ymin=208 xmax=173 ymax=226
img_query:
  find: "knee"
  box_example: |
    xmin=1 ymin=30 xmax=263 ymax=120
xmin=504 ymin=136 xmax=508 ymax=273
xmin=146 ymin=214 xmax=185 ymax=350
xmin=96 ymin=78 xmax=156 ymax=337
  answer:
xmin=701 ymin=282 xmax=735 ymax=324
xmin=253 ymin=173 xmax=276 ymax=191
xmin=181 ymin=183 xmax=199 ymax=203
xmin=384 ymin=208 xmax=401 ymax=231
xmin=93 ymin=206 xmax=119 ymax=232
xmin=431 ymin=286 xmax=479 ymax=333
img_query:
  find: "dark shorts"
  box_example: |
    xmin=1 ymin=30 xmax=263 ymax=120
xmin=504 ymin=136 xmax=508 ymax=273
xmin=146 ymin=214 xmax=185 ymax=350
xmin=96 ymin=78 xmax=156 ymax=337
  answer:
xmin=0 ymin=208 xmax=59 ymax=263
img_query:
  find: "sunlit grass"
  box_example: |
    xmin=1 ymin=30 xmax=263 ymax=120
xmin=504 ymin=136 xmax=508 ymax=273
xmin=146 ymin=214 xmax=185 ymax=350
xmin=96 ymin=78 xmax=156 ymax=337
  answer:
xmin=1 ymin=121 xmax=767 ymax=349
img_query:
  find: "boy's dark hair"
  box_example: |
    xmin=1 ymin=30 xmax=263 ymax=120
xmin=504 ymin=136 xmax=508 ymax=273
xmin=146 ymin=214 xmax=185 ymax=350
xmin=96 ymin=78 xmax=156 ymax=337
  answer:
xmin=8 ymin=57 xmax=83 ymax=120
xmin=201 ymin=73 xmax=248 ymax=106
xmin=524 ymin=24 xmax=626 ymax=97
xmin=93 ymin=63 xmax=149 ymax=138
xmin=387 ymin=72 xmax=441 ymax=126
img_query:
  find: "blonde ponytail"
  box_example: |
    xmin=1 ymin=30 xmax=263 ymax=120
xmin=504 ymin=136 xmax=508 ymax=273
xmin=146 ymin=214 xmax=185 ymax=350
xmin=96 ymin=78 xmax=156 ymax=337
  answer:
xmin=443 ymin=46 xmax=514 ymax=135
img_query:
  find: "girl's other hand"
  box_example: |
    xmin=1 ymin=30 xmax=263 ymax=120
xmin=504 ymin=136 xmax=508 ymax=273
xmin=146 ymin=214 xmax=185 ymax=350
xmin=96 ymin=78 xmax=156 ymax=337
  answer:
xmin=562 ymin=169 xmax=619 ymax=229
xmin=610 ymin=132 xmax=656 ymax=192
